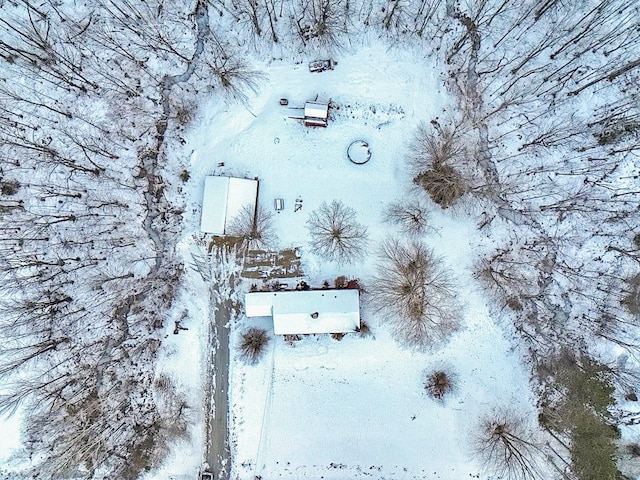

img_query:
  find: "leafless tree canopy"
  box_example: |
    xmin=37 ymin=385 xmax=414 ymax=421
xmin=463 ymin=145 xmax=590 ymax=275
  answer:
xmin=227 ymin=204 xmax=277 ymax=251
xmin=408 ymin=122 xmax=465 ymax=171
xmin=384 ymin=199 xmax=434 ymax=236
xmin=291 ymin=0 xmax=348 ymax=48
xmin=239 ymin=327 xmax=270 ymax=364
xmin=203 ymin=42 xmax=265 ymax=102
xmin=306 ymin=200 xmax=369 ymax=264
xmin=370 ymin=238 xmax=459 ymax=349
xmin=0 ymin=0 xmax=218 ymax=477
xmin=409 ymin=123 xmax=468 ymax=208
xmin=424 ymin=368 xmax=456 ymax=400
xmin=473 ymin=410 xmax=545 ymax=480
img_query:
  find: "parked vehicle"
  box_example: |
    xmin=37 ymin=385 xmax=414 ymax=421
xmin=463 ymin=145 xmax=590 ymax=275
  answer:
xmin=308 ymin=59 xmax=335 ymax=72
xmin=199 ymin=464 xmax=214 ymax=480
xmin=200 ymin=470 xmax=214 ymax=480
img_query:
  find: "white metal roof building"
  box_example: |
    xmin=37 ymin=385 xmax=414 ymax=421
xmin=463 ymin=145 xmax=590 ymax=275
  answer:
xmin=200 ymin=176 xmax=258 ymax=235
xmin=304 ymin=101 xmax=329 ymax=127
xmin=245 ymin=289 xmax=360 ymax=335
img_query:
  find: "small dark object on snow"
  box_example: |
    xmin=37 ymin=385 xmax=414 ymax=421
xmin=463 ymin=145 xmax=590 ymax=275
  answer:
xmin=284 ymin=334 xmax=302 ymax=345
xmin=309 ymin=59 xmax=336 ymax=72
xmin=279 ymin=98 xmax=288 ymax=105
xmin=346 ymin=279 xmax=360 ymax=289
xmin=173 ymin=320 xmax=188 ymax=334
xmin=296 ymin=280 xmax=310 ymax=290
xmin=269 ymin=280 xmax=288 ymax=291
xmin=310 ymin=311 xmax=319 ymax=319
xmin=356 ymin=319 xmax=372 ymax=337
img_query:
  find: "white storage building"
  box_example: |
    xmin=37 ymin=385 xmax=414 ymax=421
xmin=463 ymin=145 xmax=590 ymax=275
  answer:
xmin=200 ymin=176 xmax=258 ymax=235
xmin=304 ymin=101 xmax=329 ymax=127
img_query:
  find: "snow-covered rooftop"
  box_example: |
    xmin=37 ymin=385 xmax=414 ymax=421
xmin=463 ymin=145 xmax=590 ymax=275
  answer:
xmin=304 ymin=101 xmax=329 ymax=120
xmin=200 ymin=176 xmax=258 ymax=235
xmin=245 ymin=290 xmax=360 ymax=334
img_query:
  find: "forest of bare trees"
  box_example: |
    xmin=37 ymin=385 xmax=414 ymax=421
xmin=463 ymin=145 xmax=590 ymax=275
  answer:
xmin=0 ymin=0 xmax=201 ymax=477
xmin=440 ymin=1 xmax=640 ymax=478
xmin=1 ymin=0 xmax=639 ymax=478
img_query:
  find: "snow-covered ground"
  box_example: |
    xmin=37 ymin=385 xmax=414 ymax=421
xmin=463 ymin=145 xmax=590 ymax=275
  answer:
xmin=184 ymin=40 xmax=449 ymax=250
xmin=138 ymin=240 xmax=212 ymax=480
xmin=0 ymin=409 xmax=23 ymax=467
xmin=1 ymin=2 xmax=639 ymax=479
xmin=226 ymin=204 xmax=536 ymax=479
xmin=229 ymin=242 xmax=535 ymax=479
xmin=163 ymin=37 xmax=540 ymax=479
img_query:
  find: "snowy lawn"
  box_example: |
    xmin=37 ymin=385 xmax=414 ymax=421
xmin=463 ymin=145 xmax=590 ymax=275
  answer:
xmin=184 ymin=39 xmax=449 ymax=250
xmin=231 ymin=315 xmax=533 ymax=479
xmin=227 ymin=208 xmax=536 ymax=479
xmin=176 ymin=37 xmax=539 ymax=479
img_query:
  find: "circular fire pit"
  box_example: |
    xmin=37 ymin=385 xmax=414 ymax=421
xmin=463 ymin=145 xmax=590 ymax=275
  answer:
xmin=347 ymin=140 xmax=372 ymax=165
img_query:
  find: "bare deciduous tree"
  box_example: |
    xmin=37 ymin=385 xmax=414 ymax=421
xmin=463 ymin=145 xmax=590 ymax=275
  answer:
xmin=409 ymin=122 xmax=467 ymax=208
xmin=0 ymin=0 xmax=195 ymax=477
xmin=227 ymin=204 xmax=277 ymax=251
xmin=306 ymin=200 xmax=368 ymax=264
xmin=370 ymin=238 xmax=459 ymax=349
xmin=424 ymin=367 xmax=456 ymax=400
xmin=239 ymin=327 xmax=270 ymax=364
xmin=292 ymin=0 xmax=346 ymax=47
xmin=408 ymin=122 xmax=464 ymax=171
xmin=384 ymin=199 xmax=434 ymax=236
xmin=203 ymin=40 xmax=265 ymax=103
xmin=473 ymin=409 xmax=545 ymax=480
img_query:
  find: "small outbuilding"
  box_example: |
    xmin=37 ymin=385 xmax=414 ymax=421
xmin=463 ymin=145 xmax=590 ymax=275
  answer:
xmin=304 ymin=101 xmax=330 ymax=127
xmin=200 ymin=175 xmax=258 ymax=235
xmin=245 ymin=289 xmax=360 ymax=335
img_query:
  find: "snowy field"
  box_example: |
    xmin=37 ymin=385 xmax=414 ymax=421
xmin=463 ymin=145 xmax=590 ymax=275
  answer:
xmin=176 ymin=38 xmax=537 ymax=479
xmin=229 ymin=255 xmax=535 ymax=480
xmin=184 ymin=40 xmax=449 ymax=246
